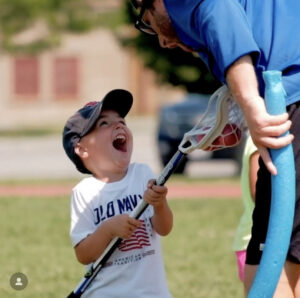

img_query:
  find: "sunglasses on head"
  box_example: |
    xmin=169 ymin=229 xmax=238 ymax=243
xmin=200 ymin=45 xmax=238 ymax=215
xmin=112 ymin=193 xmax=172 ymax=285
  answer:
xmin=130 ymin=0 xmax=157 ymax=36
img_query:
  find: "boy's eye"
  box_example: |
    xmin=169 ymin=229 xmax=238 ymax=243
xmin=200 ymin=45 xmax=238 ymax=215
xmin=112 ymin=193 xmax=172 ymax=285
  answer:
xmin=99 ymin=121 xmax=108 ymax=126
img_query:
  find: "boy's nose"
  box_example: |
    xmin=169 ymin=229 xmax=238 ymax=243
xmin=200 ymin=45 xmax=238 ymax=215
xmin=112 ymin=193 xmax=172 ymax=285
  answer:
xmin=114 ymin=122 xmax=124 ymax=129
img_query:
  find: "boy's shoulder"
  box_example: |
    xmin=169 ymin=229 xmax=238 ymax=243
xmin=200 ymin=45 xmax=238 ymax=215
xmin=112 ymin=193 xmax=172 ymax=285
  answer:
xmin=130 ymin=162 xmax=151 ymax=170
xmin=129 ymin=162 xmax=154 ymax=178
xmin=72 ymin=163 xmax=154 ymax=193
xmin=72 ymin=176 xmax=100 ymax=192
xmin=73 ymin=163 xmax=152 ymax=184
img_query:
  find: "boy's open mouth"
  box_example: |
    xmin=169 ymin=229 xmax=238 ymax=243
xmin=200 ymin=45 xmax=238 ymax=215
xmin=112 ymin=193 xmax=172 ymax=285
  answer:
xmin=113 ymin=135 xmax=127 ymax=152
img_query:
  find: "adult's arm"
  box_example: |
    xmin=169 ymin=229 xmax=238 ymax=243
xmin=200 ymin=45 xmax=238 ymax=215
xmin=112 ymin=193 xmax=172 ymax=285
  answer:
xmin=226 ymin=55 xmax=293 ymax=175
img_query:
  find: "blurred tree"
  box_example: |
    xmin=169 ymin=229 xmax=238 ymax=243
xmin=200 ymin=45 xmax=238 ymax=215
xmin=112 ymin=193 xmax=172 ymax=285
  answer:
xmin=0 ymin=0 xmax=220 ymax=94
xmin=0 ymin=0 xmax=124 ymax=53
xmin=119 ymin=2 xmax=220 ymax=94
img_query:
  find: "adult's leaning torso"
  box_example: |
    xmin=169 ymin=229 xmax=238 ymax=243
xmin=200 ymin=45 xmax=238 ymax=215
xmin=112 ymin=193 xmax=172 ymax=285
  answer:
xmin=164 ymin=0 xmax=300 ymax=105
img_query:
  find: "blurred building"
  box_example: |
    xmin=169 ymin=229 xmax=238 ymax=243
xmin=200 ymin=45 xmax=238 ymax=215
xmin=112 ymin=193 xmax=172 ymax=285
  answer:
xmin=0 ymin=12 xmax=183 ymax=129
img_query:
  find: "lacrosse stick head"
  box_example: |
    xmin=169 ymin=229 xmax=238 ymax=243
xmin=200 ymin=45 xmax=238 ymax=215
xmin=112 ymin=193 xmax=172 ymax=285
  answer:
xmin=179 ymin=85 xmax=246 ymax=154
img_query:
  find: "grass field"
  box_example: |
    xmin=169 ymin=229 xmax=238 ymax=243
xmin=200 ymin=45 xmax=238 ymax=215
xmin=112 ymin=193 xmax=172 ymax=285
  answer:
xmin=0 ymin=194 xmax=244 ymax=297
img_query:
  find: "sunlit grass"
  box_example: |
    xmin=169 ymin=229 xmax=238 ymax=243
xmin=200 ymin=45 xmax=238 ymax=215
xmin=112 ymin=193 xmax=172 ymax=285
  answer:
xmin=0 ymin=196 xmax=243 ymax=297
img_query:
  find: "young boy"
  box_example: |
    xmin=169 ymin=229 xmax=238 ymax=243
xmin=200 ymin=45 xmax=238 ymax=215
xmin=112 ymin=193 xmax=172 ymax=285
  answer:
xmin=62 ymin=89 xmax=173 ymax=298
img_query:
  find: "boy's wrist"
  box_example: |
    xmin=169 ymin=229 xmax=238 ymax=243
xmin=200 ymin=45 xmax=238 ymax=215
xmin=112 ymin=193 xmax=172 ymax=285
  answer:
xmin=153 ymin=200 xmax=168 ymax=213
xmin=101 ymin=220 xmax=115 ymax=240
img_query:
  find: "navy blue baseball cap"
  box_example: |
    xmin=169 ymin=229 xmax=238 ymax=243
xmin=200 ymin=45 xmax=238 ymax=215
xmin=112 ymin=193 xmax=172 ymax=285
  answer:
xmin=62 ymin=89 xmax=133 ymax=174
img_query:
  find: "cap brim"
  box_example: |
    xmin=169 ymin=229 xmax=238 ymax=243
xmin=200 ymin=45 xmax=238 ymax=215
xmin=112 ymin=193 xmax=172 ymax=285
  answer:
xmin=81 ymin=89 xmax=133 ymax=137
xmin=102 ymin=89 xmax=133 ymax=118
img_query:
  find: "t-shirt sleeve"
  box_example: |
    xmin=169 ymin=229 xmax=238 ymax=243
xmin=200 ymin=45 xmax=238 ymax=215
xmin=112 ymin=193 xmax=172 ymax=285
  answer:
xmin=70 ymin=189 xmax=95 ymax=247
xmin=195 ymin=0 xmax=260 ymax=82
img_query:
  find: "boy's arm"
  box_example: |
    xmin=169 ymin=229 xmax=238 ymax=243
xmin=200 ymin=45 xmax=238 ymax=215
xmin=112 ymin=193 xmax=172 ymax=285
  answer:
xmin=151 ymin=201 xmax=173 ymax=236
xmin=74 ymin=214 xmax=142 ymax=265
xmin=143 ymin=180 xmax=173 ymax=236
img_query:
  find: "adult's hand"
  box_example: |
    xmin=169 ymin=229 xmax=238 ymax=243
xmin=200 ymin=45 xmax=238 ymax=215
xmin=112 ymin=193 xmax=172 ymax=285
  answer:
xmin=226 ymin=55 xmax=294 ymax=175
xmin=241 ymin=95 xmax=293 ymax=175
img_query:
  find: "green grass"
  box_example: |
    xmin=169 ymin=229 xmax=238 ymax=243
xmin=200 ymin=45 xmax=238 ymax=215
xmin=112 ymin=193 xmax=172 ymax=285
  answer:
xmin=0 ymin=175 xmax=238 ymax=186
xmin=0 ymin=196 xmax=244 ymax=298
xmin=163 ymin=199 xmax=243 ymax=298
xmin=0 ymin=127 xmax=62 ymax=138
xmin=0 ymin=178 xmax=80 ymax=186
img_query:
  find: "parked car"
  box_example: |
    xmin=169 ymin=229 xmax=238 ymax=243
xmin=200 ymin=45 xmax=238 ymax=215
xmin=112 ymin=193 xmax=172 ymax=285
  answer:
xmin=156 ymin=93 xmax=246 ymax=174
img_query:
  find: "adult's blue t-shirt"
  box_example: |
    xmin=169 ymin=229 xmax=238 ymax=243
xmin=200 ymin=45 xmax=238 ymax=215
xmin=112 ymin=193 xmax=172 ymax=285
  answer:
xmin=163 ymin=0 xmax=300 ymax=105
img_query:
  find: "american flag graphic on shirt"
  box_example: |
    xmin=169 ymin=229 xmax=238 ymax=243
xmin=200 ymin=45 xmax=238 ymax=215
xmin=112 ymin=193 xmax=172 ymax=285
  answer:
xmin=118 ymin=220 xmax=151 ymax=252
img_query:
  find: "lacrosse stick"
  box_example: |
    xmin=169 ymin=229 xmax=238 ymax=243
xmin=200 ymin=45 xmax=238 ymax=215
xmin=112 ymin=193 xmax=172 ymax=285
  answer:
xmin=67 ymin=85 xmax=246 ymax=298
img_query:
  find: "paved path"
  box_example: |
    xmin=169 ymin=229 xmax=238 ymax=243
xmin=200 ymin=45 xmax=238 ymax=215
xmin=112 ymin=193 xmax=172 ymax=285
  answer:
xmin=0 ymin=114 xmax=241 ymax=199
xmin=0 ymin=116 xmax=239 ymax=180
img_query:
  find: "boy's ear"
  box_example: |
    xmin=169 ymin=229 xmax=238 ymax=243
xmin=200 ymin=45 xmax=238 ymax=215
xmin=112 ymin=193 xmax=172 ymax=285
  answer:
xmin=74 ymin=142 xmax=88 ymax=159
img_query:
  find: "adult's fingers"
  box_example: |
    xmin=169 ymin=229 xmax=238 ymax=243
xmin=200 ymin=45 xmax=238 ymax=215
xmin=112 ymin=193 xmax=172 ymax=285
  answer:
xmin=258 ymin=147 xmax=277 ymax=175
xmin=260 ymin=133 xmax=294 ymax=149
xmin=261 ymin=120 xmax=292 ymax=137
xmin=267 ymin=112 xmax=289 ymax=124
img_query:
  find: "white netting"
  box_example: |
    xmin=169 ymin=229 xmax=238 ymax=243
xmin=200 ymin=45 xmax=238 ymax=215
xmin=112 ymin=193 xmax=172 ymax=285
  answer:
xmin=203 ymin=122 xmax=243 ymax=151
xmin=178 ymin=85 xmax=246 ymax=154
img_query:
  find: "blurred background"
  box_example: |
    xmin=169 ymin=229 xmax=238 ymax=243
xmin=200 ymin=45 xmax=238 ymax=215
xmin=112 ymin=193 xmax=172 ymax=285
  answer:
xmin=0 ymin=0 xmax=244 ymax=180
xmin=0 ymin=2 xmax=245 ymax=297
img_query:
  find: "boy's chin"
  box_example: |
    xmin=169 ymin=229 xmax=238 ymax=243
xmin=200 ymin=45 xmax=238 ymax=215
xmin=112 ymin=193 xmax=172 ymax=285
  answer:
xmin=115 ymin=154 xmax=132 ymax=168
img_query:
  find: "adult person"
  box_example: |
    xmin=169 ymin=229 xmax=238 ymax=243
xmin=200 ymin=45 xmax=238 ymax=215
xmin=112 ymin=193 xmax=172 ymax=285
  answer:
xmin=130 ymin=0 xmax=300 ymax=297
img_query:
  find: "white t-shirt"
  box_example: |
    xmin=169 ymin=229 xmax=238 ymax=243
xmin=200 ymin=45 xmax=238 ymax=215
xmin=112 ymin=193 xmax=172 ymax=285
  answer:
xmin=70 ymin=163 xmax=172 ymax=298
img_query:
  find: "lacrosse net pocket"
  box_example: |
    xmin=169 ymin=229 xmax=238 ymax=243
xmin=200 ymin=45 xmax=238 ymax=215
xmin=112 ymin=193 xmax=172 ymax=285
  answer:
xmin=179 ymin=85 xmax=246 ymax=154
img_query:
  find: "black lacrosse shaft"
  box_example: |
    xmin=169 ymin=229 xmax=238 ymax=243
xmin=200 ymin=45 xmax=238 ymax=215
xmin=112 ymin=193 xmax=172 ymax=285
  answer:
xmin=67 ymin=150 xmax=186 ymax=298
xmin=67 ymin=238 xmax=123 ymax=298
xmin=67 ymin=293 xmax=80 ymax=298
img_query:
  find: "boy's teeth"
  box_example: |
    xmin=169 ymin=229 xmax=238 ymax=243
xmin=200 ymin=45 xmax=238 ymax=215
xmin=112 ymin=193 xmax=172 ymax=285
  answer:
xmin=115 ymin=135 xmax=125 ymax=140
